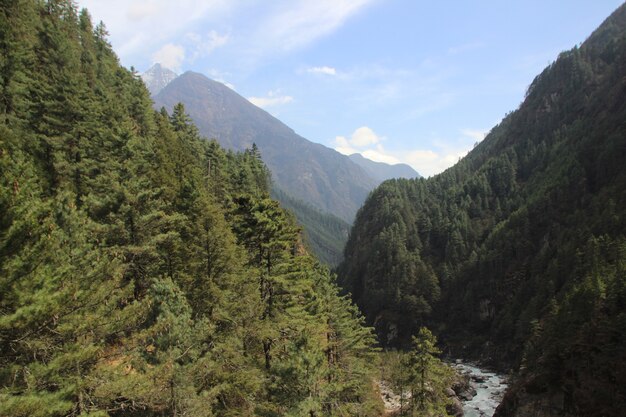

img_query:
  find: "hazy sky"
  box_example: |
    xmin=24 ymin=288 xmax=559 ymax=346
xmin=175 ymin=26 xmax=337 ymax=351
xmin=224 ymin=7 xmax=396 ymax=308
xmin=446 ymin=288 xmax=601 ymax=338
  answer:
xmin=77 ymin=0 xmax=624 ymax=177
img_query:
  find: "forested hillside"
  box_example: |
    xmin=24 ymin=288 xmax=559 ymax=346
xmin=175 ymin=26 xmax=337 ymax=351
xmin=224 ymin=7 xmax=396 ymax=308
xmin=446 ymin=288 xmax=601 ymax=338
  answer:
xmin=153 ymin=71 xmax=377 ymax=223
xmin=0 ymin=2 xmax=381 ymax=416
xmin=339 ymin=4 xmax=626 ymax=416
xmin=271 ymin=187 xmax=350 ymax=267
xmin=151 ymin=70 xmax=382 ymax=267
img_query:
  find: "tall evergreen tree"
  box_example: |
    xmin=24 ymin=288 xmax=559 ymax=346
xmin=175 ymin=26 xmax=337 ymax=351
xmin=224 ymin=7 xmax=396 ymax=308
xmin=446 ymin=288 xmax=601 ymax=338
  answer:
xmin=0 ymin=3 xmax=382 ymax=416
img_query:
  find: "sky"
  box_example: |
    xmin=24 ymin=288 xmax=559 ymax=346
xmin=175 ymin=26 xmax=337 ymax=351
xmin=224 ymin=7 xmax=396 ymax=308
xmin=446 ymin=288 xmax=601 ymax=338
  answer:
xmin=77 ymin=0 xmax=624 ymax=177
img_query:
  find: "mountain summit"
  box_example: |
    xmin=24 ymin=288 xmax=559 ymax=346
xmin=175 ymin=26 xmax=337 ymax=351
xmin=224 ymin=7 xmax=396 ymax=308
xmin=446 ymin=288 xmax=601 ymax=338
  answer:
xmin=349 ymin=153 xmax=420 ymax=182
xmin=141 ymin=63 xmax=178 ymax=95
xmin=153 ymin=71 xmax=378 ymax=222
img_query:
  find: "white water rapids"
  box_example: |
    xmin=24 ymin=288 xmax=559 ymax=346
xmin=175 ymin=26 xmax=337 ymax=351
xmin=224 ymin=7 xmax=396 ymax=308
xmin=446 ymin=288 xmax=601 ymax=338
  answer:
xmin=452 ymin=362 xmax=507 ymax=417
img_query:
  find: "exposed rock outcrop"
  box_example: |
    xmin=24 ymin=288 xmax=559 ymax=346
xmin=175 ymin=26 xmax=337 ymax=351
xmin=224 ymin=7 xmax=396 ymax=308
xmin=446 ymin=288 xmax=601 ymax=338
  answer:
xmin=452 ymin=371 xmax=477 ymax=401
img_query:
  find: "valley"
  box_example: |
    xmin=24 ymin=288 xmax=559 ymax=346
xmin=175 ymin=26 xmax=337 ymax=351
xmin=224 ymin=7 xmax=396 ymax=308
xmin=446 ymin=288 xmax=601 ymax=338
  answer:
xmin=339 ymin=4 xmax=626 ymax=416
xmin=1 ymin=1 xmax=625 ymax=416
xmin=143 ymin=67 xmax=419 ymax=267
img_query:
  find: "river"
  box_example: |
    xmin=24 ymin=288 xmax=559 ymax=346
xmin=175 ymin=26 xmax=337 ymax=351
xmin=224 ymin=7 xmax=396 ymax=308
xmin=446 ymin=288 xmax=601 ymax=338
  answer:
xmin=452 ymin=362 xmax=508 ymax=417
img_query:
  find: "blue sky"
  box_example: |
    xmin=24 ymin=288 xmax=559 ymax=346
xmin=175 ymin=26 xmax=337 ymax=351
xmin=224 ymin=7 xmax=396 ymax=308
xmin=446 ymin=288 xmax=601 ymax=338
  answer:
xmin=77 ymin=0 xmax=624 ymax=177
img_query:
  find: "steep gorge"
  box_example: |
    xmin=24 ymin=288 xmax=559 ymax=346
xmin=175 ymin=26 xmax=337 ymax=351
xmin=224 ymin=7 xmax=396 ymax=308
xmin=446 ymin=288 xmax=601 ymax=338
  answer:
xmin=338 ymin=4 xmax=626 ymax=416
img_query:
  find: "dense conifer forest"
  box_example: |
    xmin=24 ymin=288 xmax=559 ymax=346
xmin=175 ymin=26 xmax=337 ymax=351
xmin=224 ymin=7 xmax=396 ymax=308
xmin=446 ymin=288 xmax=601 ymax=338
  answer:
xmin=4 ymin=1 xmax=626 ymax=416
xmin=0 ymin=2 xmax=382 ymax=415
xmin=339 ymin=4 xmax=626 ymax=416
xmin=271 ymin=187 xmax=350 ymax=267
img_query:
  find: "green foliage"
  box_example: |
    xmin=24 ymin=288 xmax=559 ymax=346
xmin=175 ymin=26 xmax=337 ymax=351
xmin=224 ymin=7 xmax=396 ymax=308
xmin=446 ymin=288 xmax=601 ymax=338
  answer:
xmin=271 ymin=186 xmax=350 ymax=267
xmin=0 ymin=2 xmax=380 ymax=416
xmin=404 ymin=328 xmax=454 ymax=416
xmin=152 ymin=71 xmax=377 ymax=224
xmin=339 ymin=4 xmax=626 ymax=416
xmin=379 ymin=328 xmax=454 ymax=417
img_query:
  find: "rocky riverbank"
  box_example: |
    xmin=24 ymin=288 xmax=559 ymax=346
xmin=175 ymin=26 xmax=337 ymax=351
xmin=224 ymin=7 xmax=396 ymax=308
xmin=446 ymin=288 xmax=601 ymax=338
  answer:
xmin=378 ymin=361 xmax=507 ymax=416
xmin=376 ymin=378 xmax=467 ymax=416
xmin=452 ymin=362 xmax=508 ymax=417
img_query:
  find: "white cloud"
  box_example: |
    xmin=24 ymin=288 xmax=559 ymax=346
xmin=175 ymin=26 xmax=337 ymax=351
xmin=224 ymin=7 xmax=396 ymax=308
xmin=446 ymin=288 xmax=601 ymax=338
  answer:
xmin=126 ymin=2 xmax=161 ymax=21
xmin=187 ymin=30 xmax=229 ymax=61
xmin=204 ymin=30 xmax=229 ymax=53
xmin=334 ymin=137 xmax=400 ymax=165
xmin=248 ymin=90 xmax=294 ymax=108
xmin=365 ymin=145 xmax=471 ymax=177
xmin=77 ymin=0 xmax=232 ymax=67
xmin=333 ymin=126 xmax=383 ymax=150
xmin=307 ymin=66 xmax=337 ymax=76
xmin=333 ymin=127 xmax=476 ymax=177
xmin=351 ymin=126 xmax=381 ymax=146
xmin=334 ymin=136 xmax=357 ymax=155
xmin=77 ymin=0 xmax=373 ymax=69
xmin=362 ymin=147 xmax=401 ymax=165
xmin=152 ymin=43 xmax=185 ymax=71
xmin=334 ymin=128 xmax=400 ymax=165
xmin=249 ymin=96 xmax=293 ymax=107
xmin=258 ymin=0 xmax=376 ymax=52
xmin=403 ymin=147 xmax=468 ymax=177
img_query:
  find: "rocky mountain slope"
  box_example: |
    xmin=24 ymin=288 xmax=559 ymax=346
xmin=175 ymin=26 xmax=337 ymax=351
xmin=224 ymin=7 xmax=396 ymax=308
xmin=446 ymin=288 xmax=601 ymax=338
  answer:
xmin=152 ymin=71 xmax=378 ymax=223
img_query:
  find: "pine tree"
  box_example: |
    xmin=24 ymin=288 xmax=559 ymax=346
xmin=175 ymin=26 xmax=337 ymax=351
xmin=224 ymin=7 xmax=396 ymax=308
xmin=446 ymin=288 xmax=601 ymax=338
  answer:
xmin=0 ymin=3 xmax=384 ymax=415
xmin=402 ymin=327 xmax=452 ymax=416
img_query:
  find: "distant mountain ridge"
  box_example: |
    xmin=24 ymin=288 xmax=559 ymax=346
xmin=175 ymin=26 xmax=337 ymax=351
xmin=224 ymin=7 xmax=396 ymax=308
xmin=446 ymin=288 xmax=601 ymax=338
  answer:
xmin=152 ymin=69 xmax=378 ymax=222
xmin=145 ymin=64 xmax=422 ymax=265
xmin=349 ymin=153 xmax=420 ymax=181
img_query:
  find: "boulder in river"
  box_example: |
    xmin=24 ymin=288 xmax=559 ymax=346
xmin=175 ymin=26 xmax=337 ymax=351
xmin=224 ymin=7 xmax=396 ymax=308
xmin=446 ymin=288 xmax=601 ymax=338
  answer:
xmin=452 ymin=372 xmax=477 ymax=401
xmin=472 ymin=375 xmax=487 ymax=383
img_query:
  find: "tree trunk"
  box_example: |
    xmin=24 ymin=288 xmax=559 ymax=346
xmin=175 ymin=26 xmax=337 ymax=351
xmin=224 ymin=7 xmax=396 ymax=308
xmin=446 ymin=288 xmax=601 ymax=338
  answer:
xmin=263 ymin=338 xmax=272 ymax=370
